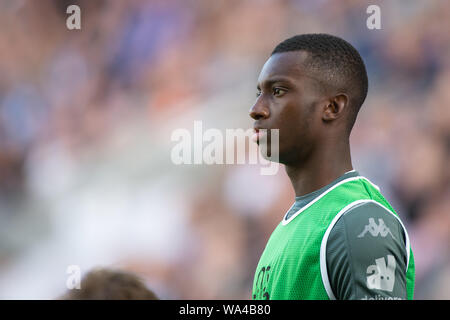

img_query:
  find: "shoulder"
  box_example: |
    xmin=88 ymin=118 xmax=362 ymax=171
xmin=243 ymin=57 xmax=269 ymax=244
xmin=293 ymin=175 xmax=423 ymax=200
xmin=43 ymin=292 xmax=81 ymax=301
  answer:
xmin=323 ymin=201 xmax=409 ymax=300
xmin=327 ymin=200 xmax=409 ymax=263
xmin=334 ymin=201 xmax=406 ymax=242
xmin=324 ymin=200 xmax=409 ymax=255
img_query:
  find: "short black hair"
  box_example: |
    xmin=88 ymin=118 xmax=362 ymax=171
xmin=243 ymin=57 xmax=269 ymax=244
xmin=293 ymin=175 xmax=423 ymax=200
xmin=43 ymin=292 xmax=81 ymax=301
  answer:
xmin=272 ymin=33 xmax=368 ymax=131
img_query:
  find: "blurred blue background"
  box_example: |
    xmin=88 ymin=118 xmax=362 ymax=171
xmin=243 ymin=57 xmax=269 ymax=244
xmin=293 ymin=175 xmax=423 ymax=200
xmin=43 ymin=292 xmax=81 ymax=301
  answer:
xmin=0 ymin=0 xmax=449 ymax=299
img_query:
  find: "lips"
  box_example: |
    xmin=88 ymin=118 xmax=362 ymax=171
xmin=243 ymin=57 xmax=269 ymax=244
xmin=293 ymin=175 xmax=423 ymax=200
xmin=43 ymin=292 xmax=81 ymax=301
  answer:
xmin=252 ymin=127 xmax=267 ymax=143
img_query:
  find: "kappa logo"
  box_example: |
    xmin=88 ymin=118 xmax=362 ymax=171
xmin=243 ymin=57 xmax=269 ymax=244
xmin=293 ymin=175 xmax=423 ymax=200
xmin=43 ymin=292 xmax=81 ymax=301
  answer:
xmin=366 ymin=255 xmax=396 ymax=292
xmin=358 ymin=217 xmax=395 ymax=239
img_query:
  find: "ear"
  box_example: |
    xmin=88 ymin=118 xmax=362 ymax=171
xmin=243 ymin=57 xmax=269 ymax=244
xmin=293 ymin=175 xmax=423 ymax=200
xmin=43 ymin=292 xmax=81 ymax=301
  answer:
xmin=322 ymin=93 xmax=349 ymax=122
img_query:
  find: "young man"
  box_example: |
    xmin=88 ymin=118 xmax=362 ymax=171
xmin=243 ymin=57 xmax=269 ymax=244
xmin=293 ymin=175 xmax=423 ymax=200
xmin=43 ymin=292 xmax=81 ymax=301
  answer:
xmin=250 ymin=34 xmax=415 ymax=300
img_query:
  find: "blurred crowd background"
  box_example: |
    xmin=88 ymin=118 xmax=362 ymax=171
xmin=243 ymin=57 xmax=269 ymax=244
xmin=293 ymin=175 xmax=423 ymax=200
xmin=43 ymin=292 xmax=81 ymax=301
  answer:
xmin=0 ymin=0 xmax=449 ymax=299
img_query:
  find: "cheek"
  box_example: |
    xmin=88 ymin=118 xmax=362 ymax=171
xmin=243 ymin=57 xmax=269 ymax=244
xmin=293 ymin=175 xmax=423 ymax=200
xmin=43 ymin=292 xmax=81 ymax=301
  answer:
xmin=278 ymin=104 xmax=318 ymax=151
xmin=278 ymin=102 xmax=311 ymax=134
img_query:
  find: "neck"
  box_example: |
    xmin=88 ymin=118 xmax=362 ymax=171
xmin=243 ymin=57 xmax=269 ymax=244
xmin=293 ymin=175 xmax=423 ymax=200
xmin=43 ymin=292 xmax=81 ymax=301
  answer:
xmin=285 ymin=139 xmax=353 ymax=197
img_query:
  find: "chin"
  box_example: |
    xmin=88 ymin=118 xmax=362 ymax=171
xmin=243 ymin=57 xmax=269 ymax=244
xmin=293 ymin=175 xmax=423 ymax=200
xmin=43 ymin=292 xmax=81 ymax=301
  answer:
xmin=258 ymin=142 xmax=286 ymax=164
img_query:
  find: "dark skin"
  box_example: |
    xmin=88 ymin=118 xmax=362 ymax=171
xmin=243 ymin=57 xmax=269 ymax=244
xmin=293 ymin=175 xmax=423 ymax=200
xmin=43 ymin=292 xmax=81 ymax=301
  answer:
xmin=249 ymin=51 xmax=353 ymax=197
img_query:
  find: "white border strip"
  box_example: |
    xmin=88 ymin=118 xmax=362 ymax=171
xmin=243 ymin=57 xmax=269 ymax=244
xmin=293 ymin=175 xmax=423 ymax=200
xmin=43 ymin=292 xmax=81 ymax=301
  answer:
xmin=282 ymin=176 xmax=380 ymax=226
xmin=319 ymin=199 xmax=411 ymax=300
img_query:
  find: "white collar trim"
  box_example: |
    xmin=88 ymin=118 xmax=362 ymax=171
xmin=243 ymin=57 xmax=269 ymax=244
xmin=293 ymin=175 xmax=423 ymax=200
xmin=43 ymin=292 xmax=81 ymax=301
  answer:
xmin=282 ymin=176 xmax=380 ymax=226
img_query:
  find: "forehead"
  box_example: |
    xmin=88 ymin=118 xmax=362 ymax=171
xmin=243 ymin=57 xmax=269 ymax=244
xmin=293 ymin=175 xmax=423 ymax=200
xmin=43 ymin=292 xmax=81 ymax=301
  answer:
xmin=257 ymin=51 xmax=311 ymax=86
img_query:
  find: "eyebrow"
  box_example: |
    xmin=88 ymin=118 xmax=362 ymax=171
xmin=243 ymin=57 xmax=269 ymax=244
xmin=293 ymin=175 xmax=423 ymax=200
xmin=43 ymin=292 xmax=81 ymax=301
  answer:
xmin=257 ymin=76 xmax=295 ymax=90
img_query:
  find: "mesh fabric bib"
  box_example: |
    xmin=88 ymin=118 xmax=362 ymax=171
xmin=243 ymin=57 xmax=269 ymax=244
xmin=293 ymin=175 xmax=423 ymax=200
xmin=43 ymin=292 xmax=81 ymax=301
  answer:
xmin=252 ymin=177 xmax=415 ymax=300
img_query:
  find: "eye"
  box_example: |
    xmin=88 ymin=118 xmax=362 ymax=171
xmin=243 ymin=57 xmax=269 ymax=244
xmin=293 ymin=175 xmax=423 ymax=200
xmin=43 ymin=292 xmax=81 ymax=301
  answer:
xmin=273 ymin=87 xmax=286 ymax=97
xmin=256 ymin=90 xmax=262 ymax=98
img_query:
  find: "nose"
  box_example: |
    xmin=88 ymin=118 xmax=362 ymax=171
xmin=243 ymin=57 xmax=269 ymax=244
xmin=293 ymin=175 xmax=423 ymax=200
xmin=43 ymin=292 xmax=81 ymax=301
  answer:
xmin=249 ymin=97 xmax=269 ymax=120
